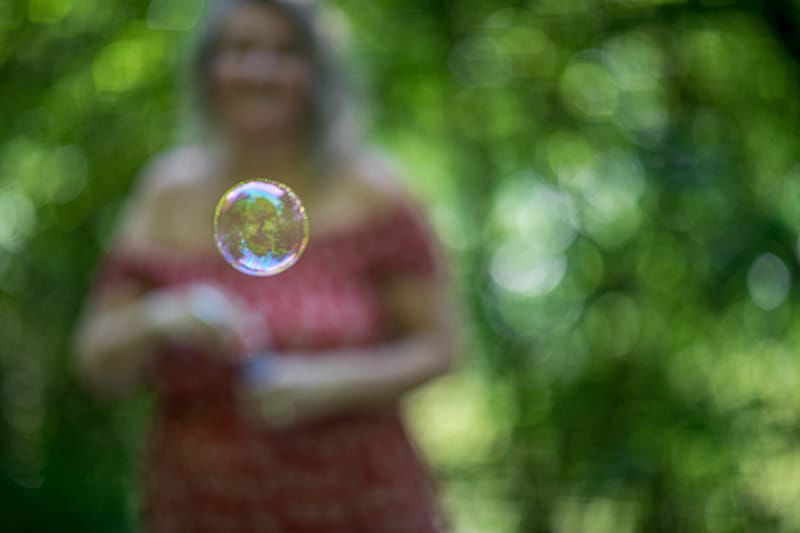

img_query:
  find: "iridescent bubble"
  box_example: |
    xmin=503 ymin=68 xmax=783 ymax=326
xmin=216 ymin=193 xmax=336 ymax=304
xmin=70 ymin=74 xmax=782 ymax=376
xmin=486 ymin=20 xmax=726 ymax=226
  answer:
xmin=213 ymin=180 xmax=309 ymax=276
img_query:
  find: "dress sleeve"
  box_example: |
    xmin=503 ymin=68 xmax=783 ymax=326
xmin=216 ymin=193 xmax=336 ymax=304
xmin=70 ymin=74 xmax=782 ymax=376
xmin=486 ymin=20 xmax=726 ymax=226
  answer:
xmin=366 ymin=201 xmax=445 ymax=282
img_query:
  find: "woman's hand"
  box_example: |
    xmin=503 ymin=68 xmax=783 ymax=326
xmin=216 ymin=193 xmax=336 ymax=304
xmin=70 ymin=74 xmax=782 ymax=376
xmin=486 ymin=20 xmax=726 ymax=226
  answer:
xmin=238 ymin=356 xmax=354 ymax=428
xmin=146 ymin=282 xmax=268 ymax=361
xmin=236 ymin=274 xmax=459 ymax=428
xmin=74 ymin=280 xmax=268 ymax=397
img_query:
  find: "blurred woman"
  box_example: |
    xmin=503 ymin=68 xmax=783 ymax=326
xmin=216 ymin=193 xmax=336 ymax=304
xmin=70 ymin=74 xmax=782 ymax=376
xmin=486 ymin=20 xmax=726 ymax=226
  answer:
xmin=73 ymin=0 xmax=456 ymax=531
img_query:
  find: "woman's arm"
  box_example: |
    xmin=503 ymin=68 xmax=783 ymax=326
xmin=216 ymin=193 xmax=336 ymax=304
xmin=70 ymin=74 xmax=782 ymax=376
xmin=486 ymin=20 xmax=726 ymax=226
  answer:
xmin=74 ymin=285 xmax=167 ymax=396
xmin=242 ymin=276 xmax=459 ymax=427
xmin=74 ymin=282 xmax=249 ymax=396
xmin=337 ymin=275 xmax=458 ymax=401
xmin=73 ymin=150 xmax=255 ymax=396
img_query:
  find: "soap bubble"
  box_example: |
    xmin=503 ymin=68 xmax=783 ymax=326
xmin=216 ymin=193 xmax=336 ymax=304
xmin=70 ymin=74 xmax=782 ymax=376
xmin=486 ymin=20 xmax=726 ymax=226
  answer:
xmin=213 ymin=180 xmax=309 ymax=276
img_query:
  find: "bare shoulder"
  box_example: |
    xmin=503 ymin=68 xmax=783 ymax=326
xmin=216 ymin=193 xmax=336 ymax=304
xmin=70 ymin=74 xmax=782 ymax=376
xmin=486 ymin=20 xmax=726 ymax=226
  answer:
xmin=312 ymin=151 xmax=417 ymax=237
xmin=344 ymin=151 xmax=414 ymax=214
xmin=116 ymin=146 xmax=215 ymax=248
xmin=136 ymin=146 xmax=214 ymax=199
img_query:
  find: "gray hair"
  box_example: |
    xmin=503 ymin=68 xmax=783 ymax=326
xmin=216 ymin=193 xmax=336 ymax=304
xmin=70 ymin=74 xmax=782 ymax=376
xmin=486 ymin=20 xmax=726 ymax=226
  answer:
xmin=186 ymin=0 xmax=357 ymax=171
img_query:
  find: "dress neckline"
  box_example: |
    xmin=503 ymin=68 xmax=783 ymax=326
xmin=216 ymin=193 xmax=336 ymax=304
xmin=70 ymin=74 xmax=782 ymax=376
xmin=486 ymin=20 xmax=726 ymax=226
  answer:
xmin=111 ymin=201 xmax=412 ymax=265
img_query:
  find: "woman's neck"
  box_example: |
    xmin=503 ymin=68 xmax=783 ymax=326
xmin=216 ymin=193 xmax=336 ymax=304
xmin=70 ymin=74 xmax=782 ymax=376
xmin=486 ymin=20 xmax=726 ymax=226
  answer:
xmin=222 ymin=140 xmax=317 ymax=199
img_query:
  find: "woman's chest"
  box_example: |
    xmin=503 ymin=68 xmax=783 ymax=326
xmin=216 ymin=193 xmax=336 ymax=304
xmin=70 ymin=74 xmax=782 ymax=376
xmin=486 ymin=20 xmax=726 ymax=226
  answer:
xmin=196 ymin=246 xmax=387 ymax=351
xmin=153 ymin=187 xmax=389 ymax=350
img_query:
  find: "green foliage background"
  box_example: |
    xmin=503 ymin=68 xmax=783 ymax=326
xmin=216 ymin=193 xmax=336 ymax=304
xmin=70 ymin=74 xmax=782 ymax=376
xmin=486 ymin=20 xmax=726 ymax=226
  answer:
xmin=4 ymin=0 xmax=800 ymax=531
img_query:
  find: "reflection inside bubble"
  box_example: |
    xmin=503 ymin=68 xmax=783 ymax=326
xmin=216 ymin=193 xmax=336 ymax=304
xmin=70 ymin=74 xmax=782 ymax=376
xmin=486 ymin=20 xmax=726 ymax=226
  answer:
xmin=213 ymin=179 xmax=309 ymax=276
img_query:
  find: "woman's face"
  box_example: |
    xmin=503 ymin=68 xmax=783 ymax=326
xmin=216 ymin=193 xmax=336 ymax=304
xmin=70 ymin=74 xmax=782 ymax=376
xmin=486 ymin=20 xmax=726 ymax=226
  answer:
xmin=210 ymin=3 xmax=312 ymax=143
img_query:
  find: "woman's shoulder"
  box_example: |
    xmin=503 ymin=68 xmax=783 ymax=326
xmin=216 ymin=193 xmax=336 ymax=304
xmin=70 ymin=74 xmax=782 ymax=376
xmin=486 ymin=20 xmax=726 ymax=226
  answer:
xmin=341 ymin=150 xmax=414 ymax=214
xmin=337 ymin=152 xmax=442 ymax=275
xmin=137 ymin=145 xmax=216 ymax=198
xmin=311 ymin=151 xmax=417 ymax=240
xmin=115 ymin=146 xmax=217 ymax=250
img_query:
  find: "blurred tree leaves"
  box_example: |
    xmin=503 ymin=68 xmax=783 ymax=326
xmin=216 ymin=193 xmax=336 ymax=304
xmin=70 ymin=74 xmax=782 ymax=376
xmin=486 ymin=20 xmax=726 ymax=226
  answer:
xmin=4 ymin=0 xmax=800 ymax=531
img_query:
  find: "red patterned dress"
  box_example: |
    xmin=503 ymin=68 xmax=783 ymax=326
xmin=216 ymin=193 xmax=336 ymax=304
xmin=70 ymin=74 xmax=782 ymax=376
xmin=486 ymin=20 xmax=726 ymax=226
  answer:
xmin=96 ymin=202 xmax=447 ymax=532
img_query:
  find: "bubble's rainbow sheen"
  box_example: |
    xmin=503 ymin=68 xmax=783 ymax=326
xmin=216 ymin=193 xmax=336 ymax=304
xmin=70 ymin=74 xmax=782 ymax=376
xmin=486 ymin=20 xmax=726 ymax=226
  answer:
xmin=213 ymin=180 xmax=309 ymax=276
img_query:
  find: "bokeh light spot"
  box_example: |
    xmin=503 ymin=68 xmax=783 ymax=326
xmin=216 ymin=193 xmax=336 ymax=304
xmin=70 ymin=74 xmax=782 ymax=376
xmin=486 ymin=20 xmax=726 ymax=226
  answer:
xmin=41 ymin=145 xmax=88 ymax=204
xmin=560 ymin=62 xmax=619 ymax=120
xmin=604 ymin=31 xmax=664 ymax=92
xmin=0 ymin=191 xmax=36 ymax=252
xmin=92 ymin=39 xmax=148 ymax=93
xmin=490 ymin=241 xmax=567 ymax=297
xmin=449 ymin=36 xmax=513 ymax=88
xmin=747 ymin=253 xmax=790 ymax=311
xmin=583 ymin=292 xmax=641 ymax=356
xmin=493 ymin=179 xmax=578 ymax=254
xmin=147 ymin=0 xmax=204 ymax=31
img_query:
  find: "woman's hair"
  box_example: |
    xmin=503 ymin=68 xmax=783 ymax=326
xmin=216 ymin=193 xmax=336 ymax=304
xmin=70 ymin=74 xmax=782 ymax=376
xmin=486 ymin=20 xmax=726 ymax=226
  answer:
xmin=186 ymin=0 xmax=357 ymax=170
